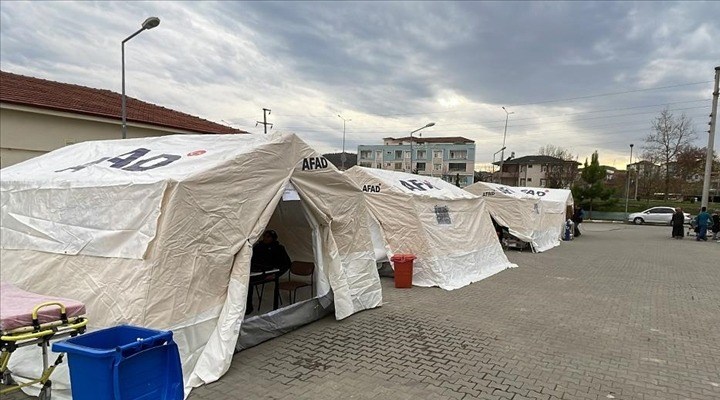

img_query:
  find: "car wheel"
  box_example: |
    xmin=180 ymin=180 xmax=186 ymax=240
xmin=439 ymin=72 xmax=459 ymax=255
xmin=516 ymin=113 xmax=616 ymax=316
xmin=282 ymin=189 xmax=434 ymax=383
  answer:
xmin=633 ymin=217 xmax=644 ymax=225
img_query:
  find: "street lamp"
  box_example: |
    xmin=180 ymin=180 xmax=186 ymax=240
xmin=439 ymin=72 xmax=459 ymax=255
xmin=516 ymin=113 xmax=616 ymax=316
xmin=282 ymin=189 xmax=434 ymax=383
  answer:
xmin=624 ymin=144 xmax=634 ymax=221
xmin=121 ymin=17 xmax=161 ymax=139
xmin=492 ymin=146 xmax=506 ymax=182
xmin=410 ymin=122 xmax=435 ymax=173
xmin=497 ymin=107 xmax=514 ymax=184
xmin=338 ymin=114 xmax=351 ymax=170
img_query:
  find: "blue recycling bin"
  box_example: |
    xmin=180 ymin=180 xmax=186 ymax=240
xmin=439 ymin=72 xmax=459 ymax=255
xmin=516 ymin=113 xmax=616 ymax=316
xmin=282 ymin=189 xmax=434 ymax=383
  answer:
xmin=52 ymin=325 xmax=183 ymax=400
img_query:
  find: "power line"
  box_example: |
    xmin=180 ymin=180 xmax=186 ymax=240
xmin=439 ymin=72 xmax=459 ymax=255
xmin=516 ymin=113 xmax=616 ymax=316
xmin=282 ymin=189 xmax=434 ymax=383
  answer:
xmin=275 ymin=107 xmax=711 ymax=136
xmin=270 ymin=81 xmax=712 ymax=119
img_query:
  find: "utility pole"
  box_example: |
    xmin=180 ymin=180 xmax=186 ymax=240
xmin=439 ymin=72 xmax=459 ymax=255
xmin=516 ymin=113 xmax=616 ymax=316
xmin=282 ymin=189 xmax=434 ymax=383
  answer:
xmin=498 ymin=107 xmax=514 ymax=184
xmin=701 ymin=67 xmax=719 ymax=208
xmin=338 ymin=115 xmax=351 ymax=170
xmin=256 ymin=108 xmax=273 ymax=134
xmin=624 ymin=143 xmax=634 ymax=221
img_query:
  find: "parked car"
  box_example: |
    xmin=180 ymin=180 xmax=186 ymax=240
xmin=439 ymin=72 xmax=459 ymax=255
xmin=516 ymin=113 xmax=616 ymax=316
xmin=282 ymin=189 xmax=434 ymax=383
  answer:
xmin=628 ymin=207 xmax=691 ymax=225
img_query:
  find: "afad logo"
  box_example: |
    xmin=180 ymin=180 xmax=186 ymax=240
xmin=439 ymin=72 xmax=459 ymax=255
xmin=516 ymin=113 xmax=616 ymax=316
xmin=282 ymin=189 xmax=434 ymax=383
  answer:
xmin=362 ymin=183 xmax=381 ymax=193
xmin=301 ymin=157 xmax=329 ymax=171
xmin=520 ymin=188 xmax=548 ymax=197
xmin=398 ymin=179 xmax=440 ymax=192
xmin=55 ymin=148 xmax=182 ymax=173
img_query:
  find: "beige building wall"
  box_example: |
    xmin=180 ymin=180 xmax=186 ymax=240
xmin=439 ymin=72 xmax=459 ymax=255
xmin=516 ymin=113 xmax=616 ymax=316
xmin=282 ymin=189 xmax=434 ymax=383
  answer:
xmin=0 ymin=104 xmax=196 ymax=168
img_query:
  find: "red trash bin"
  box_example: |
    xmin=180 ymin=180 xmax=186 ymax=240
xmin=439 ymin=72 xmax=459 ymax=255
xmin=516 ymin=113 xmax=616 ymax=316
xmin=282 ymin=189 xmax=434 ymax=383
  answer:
xmin=390 ymin=254 xmax=416 ymax=288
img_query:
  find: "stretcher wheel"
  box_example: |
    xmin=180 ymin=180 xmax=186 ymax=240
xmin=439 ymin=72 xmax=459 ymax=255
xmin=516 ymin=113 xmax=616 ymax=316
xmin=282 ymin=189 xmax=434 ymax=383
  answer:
xmin=39 ymin=380 xmax=51 ymax=400
xmin=1 ymin=368 xmax=16 ymax=385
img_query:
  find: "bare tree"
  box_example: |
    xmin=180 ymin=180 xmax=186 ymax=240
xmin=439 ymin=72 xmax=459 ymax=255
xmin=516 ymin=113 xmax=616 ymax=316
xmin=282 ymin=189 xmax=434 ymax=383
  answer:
xmin=643 ymin=108 xmax=696 ymax=200
xmin=538 ymin=145 xmax=578 ymax=188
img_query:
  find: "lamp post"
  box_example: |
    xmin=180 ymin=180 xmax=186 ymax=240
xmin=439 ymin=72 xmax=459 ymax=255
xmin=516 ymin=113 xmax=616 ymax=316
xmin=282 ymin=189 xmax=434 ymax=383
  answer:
xmin=410 ymin=122 xmax=435 ymax=173
xmin=497 ymin=107 xmax=514 ymax=184
xmin=338 ymin=114 xmax=351 ymax=170
xmin=492 ymin=146 xmax=506 ymax=183
xmin=121 ymin=17 xmax=160 ymax=139
xmin=624 ymin=144 xmax=634 ymax=221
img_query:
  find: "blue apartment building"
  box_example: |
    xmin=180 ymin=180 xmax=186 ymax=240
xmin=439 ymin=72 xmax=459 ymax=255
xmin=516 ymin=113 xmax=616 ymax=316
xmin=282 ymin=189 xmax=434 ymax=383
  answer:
xmin=357 ymin=136 xmax=476 ymax=187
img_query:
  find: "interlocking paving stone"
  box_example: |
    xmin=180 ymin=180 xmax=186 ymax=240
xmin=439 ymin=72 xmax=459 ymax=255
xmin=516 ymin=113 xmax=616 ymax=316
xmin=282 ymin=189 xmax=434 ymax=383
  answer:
xmin=3 ymin=224 xmax=718 ymax=400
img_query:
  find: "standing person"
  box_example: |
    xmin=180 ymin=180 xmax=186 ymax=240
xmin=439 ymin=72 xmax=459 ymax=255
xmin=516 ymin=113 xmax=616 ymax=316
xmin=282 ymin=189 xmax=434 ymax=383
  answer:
xmin=246 ymin=230 xmax=292 ymax=315
xmin=711 ymin=210 xmax=720 ymax=241
xmin=695 ymin=207 xmax=711 ymax=242
xmin=572 ymin=206 xmax=584 ymax=237
xmin=671 ymin=208 xmax=685 ymax=239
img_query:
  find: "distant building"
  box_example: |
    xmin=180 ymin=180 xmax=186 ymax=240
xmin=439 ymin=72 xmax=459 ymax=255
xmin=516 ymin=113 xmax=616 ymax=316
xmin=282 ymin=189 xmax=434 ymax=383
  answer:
xmin=0 ymin=71 xmax=245 ymax=168
xmin=357 ymin=136 xmax=475 ymax=187
xmin=323 ymin=152 xmax=357 ymax=170
xmin=493 ymin=155 xmax=580 ymax=188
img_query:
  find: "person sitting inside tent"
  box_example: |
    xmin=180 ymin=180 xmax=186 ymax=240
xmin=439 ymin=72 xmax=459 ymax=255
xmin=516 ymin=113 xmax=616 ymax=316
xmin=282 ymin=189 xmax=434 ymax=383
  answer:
xmin=246 ymin=230 xmax=292 ymax=314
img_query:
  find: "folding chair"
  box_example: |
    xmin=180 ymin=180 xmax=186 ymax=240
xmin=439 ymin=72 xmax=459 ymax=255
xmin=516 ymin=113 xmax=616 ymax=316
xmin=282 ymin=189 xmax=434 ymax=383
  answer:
xmin=278 ymin=262 xmax=314 ymax=304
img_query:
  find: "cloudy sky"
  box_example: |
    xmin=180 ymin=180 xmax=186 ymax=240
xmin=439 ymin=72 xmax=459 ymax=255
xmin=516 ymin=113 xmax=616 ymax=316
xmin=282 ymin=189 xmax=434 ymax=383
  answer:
xmin=1 ymin=1 xmax=718 ymax=169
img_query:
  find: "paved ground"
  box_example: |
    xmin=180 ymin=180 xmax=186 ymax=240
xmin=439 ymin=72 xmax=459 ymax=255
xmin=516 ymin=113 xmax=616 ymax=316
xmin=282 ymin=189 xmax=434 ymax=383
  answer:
xmin=4 ymin=224 xmax=718 ymax=399
xmin=188 ymin=223 xmax=719 ymax=400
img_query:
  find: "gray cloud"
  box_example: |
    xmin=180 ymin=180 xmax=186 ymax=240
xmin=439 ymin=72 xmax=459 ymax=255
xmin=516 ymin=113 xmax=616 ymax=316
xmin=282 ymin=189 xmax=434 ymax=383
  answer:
xmin=1 ymin=1 xmax=718 ymax=169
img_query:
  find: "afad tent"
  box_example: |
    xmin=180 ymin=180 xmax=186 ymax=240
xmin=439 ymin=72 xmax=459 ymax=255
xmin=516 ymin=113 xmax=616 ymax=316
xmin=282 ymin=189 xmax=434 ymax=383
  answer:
xmin=0 ymin=133 xmax=382 ymax=397
xmin=345 ymin=167 xmax=516 ymax=290
xmin=465 ymin=182 xmax=574 ymax=252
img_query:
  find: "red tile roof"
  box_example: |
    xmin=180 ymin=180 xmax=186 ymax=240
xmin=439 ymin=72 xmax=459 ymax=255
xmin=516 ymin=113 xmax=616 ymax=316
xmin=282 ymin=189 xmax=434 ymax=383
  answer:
xmin=384 ymin=136 xmax=474 ymax=144
xmin=0 ymin=71 xmax=245 ymax=135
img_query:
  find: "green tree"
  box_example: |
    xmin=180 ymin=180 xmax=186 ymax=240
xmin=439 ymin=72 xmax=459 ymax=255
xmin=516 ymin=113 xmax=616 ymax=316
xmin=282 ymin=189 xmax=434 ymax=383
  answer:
xmin=572 ymin=151 xmax=614 ymax=218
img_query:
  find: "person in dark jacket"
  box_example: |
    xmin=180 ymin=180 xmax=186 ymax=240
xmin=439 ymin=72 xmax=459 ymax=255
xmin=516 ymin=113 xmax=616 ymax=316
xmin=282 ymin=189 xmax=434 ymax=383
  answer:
xmin=671 ymin=208 xmax=685 ymax=239
xmin=246 ymin=230 xmax=292 ymax=314
xmin=711 ymin=210 xmax=720 ymax=241
xmin=572 ymin=206 xmax=584 ymax=237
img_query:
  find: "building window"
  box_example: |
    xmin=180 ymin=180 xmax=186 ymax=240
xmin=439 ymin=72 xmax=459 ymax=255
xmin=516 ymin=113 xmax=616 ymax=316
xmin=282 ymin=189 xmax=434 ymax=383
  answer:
xmin=502 ymin=165 xmax=510 ymax=172
xmin=449 ymin=150 xmax=467 ymax=160
xmin=541 ymin=164 xmax=548 ymax=172
xmin=395 ymin=150 xmax=403 ymax=159
xmin=394 ymin=162 xmax=403 ymax=170
xmin=416 ymin=162 xmax=426 ymax=171
xmin=448 ymin=163 xmax=465 ymax=172
xmin=528 ymin=164 xmax=533 ymax=168
xmin=385 ymin=162 xmax=392 ymax=168
xmin=527 ymin=177 xmax=533 ymax=182
xmin=520 ymin=178 xmax=526 ymax=185
xmin=540 ymin=179 xmax=547 ymax=187
xmin=376 ymin=150 xmax=382 ymax=159
xmin=433 ymin=163 xmax=442 ymax=171
xmin=433 ymin=150 xmax=443 ymax=159
xmin=359 ymin=150 xmax=372 ymax=159
xmin=405 ymin=151 xmax=411 ymax=159
xmin=359 ymin=162 xmax=372 ymax=167
xmin=416 ymin=150 xmax=426 ymax=159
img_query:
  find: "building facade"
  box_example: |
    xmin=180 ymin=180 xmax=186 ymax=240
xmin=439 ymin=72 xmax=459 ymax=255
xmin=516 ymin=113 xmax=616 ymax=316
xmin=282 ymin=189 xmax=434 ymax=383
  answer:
xmin=0 ymin=71 xmax=244 ymax=168
xmin=357 ymin=136 xmax=475 ymax=187
xmin=493 ymin=155 xmax=580 ymax=188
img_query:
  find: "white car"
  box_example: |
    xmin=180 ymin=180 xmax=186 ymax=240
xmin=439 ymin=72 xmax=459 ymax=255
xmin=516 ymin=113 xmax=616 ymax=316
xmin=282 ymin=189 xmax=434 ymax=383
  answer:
xmin=628 ymin=207 xmax=691 ymax=225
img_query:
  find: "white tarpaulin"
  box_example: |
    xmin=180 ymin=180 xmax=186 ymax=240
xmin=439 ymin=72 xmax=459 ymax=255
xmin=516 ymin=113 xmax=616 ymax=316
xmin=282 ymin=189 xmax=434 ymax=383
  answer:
xmin=465 ymin=182 xmax=574 ymax=252
xmin=345 ymin=167 xmax=516 ymax=290
xmin=0 ymin=133 xmax=382 ymax=398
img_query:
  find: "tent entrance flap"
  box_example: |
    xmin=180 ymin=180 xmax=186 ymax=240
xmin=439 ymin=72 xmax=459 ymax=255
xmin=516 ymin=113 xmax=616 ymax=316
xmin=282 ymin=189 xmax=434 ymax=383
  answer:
xmin=236 ymin=191 xmax=332 ymax=350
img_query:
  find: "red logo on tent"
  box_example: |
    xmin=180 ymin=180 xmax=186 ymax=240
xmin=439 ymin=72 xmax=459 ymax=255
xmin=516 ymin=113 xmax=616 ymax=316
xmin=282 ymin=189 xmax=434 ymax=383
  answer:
xmin=187 ymin=150 xmax=206 ymax=157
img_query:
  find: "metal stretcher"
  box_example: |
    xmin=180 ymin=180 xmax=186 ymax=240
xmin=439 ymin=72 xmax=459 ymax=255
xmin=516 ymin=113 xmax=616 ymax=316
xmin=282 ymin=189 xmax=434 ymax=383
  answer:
xmin=0 ymin=282 xmax=88 ymax=399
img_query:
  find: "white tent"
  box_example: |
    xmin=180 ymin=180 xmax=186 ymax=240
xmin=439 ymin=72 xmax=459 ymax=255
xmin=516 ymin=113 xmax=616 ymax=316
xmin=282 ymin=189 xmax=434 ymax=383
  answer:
xmin=0 ymin=133 xmax=382 ymax=397
xmin=465 ymin=182 xmax=574 ymax=252
xmin=345 ymin=167 xmax=516 ymax=290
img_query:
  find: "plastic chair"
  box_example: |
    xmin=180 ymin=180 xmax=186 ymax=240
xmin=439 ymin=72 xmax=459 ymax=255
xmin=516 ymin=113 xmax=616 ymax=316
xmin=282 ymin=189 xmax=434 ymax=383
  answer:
xmin=278 ymin=262 xmax=314 ymax=304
